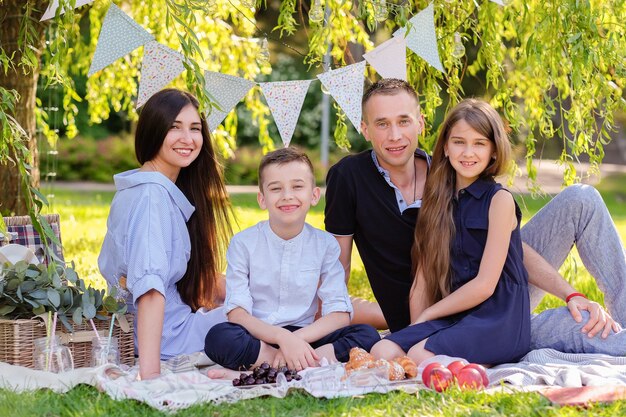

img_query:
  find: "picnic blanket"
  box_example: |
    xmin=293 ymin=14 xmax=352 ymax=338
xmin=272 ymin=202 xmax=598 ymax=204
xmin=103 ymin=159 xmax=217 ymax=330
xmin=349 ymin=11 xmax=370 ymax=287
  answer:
xmin=1 ymin=348 xmax=625 ymax=412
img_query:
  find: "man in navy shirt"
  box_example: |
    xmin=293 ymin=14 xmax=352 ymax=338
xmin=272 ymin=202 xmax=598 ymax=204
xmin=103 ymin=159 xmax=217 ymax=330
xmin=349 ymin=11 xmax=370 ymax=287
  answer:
xmin=325 ymin=78 xmax=625 ymax=353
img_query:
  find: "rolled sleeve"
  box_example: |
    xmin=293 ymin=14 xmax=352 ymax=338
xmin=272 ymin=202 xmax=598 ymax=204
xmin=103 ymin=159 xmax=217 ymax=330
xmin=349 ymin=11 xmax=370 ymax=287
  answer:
xmin=128 ymin=274 xmax=167 ymax=305
xmin=317 ymin=237 xmax=354 ymax=318
xmin=223 ymin=236 xmax=254 ymax=315
xmin=125 ymin=188 xmax=176 ymax=307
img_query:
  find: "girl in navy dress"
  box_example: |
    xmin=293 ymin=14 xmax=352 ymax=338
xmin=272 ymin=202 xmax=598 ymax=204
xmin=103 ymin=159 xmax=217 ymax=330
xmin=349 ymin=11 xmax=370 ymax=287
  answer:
xmin=371 ymin=98 xmax=530 ymax=366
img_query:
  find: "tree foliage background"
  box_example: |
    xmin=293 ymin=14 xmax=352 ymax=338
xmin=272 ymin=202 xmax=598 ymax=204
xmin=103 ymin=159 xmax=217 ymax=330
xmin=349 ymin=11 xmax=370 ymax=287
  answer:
xmin=1 ymin=0 xmax=625 ymax=216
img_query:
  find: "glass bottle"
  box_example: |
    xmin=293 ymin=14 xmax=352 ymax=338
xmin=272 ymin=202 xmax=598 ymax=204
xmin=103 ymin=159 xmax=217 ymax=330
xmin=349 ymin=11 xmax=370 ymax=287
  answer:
xmin=33 ymin=336 xmax=74 ymax=373
xmin=91 ymin=336 xmax=120 ymax=367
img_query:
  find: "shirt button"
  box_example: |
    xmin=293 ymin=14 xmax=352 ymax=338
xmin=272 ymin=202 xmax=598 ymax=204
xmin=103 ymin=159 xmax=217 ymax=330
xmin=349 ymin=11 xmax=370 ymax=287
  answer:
xmin=460 ymin=190 xmax=466 ymax=194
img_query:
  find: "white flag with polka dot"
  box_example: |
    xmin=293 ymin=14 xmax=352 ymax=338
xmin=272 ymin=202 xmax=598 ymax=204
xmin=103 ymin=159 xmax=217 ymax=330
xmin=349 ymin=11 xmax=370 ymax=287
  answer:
xmin=40 ymin=0 xmax=94 ymax=21
xmin=259 ymin=80 xmax=313 ymax=147
xmin=137 ymin=41 xmax=185 ymax=108
xmin=88 ymin=3 xmax=154 ymax=77
xmin=393 ymin=2 xmax=443 ymax=73
xmin=316 ymin=61 xmax=367 ymax=133
xmin=204 ymin=70 xmax=256 ymax=132
xmin=363 ymin=36 xmax=407 ymax=81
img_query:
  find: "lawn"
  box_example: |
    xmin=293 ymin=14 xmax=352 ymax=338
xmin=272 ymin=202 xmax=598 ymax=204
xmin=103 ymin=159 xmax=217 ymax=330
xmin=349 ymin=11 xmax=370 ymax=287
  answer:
xmin=1 ymin=174 xmax=625 ymax=416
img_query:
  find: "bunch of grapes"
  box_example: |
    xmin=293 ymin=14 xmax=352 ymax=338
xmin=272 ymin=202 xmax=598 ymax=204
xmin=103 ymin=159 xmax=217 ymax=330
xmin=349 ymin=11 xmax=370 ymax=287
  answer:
xmin=232 ymin=362 xmax=302 ymax=386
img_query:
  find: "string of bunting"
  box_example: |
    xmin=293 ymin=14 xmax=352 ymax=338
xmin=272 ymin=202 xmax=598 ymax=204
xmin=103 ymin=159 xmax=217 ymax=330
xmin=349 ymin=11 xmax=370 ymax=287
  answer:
xmin=41 ymin=0 xmax=506 ymax=147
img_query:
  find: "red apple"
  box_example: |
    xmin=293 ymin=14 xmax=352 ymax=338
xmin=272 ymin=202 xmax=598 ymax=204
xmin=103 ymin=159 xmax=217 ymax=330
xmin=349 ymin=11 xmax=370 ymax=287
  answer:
xmin=456 ymin=367 xmax=484 ymax=390
xmin=462 ymin=363 xmax=489 ymax=387
xmin=421 ymin=362 xmax=442 ymax=388
xmin=446 ymin=360 xmax=468 ymax=379
xmin=429 ymin=367 xmax=454 ymax=392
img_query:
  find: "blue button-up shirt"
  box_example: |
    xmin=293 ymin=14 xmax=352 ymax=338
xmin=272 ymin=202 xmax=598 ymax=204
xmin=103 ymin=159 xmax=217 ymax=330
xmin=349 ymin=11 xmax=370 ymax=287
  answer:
xmin=98 ymin=169 xmax=226 ymax=359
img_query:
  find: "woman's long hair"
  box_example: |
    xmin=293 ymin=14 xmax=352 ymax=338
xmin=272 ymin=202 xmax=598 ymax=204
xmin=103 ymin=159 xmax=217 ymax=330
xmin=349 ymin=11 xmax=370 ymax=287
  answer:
xmin=135 ymin=88 xmax=232 ymax=311
xmin=411 ymin=99 xmax=510 ymax=305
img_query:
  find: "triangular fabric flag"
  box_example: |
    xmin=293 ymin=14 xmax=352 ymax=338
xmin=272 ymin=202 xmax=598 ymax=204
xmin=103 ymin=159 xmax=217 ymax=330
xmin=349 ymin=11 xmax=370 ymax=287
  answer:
xmin=363 ymin=36 xmax=407 ymax=81
xmin=40 ymin=0 xmax=94 ymax=21
xmin=316 ymin=61 xmax=367 ymax=133
xmin=88 ymin=4 xmax=154 ymax=76
xmin=137 ymin=41 xmax=185 ymax=108
xmin=259 ymin=80 xmax=313 ymax=147
xmin=393 ymin=3 xmax=444 ymax=73
xmin=204 ymin=70 xmax=256 ymax=131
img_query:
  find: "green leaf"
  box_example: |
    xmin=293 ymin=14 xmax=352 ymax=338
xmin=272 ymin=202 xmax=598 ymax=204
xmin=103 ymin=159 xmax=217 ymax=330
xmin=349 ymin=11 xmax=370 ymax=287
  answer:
xmin=83 ymin=303 xmax=97 ymax=319
xmin=64 ymin=267 xmax=78 ymax=284
xmin=72 ymin=306 xmax=83 ymax=325
xmin=47 ymin=288 xmax=61 ymax=308
xmin=0 ymin=305 xmax=16 ymax=316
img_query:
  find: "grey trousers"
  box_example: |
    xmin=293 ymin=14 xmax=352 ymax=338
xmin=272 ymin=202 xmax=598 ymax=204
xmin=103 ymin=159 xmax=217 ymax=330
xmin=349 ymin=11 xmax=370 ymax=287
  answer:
xmin=521 ymin=184 xmax=626 ymax=355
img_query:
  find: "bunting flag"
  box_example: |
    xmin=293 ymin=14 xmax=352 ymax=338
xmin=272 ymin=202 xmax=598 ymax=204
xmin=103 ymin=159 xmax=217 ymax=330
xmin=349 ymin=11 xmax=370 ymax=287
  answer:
xmin=393 ymin=3 xmax=443 ymax=73
xmin=40 ymin=0 xmax=94 ymax=21
xmin=316 ymin=61 xmax=367 ymax=133
xmin=204 ymin=70 xmax=256 ymax=131
xmin=137 ymin=41 xmax=185 ymax=108
xmin=259 ymin=80 xmax=313 ymax=147
xmin=88 ymin=3 xmax=154 ymax=76
xmin=363 ymin=36 xmax=408 ymax=81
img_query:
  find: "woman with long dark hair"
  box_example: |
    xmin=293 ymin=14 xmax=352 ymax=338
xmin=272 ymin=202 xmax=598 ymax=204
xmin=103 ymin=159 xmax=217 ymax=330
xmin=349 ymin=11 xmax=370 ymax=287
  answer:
xmin=99 ymin=88 xmax=232 ymax=379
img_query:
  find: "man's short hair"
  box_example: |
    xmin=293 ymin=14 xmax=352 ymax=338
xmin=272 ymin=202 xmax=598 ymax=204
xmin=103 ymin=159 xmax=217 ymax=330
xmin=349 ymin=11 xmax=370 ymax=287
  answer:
xmin=362 ymin=78 xmax=420 ymax=120
xmin=258 ymin=147 xmax=315 ymax=192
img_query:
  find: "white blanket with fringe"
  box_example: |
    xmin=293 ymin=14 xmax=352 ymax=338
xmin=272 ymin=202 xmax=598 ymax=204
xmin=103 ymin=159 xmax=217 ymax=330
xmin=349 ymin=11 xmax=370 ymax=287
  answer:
xmin=1 ymin=349 xmax=625 ymax=412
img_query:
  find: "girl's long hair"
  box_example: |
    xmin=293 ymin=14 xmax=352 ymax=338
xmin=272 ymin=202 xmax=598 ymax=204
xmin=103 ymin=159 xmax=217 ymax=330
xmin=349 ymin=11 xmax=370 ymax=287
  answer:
xmin=135 ymin=88 xmax=233 ymax=311
xmin=411 ymin=98 xmax=510 ymax=305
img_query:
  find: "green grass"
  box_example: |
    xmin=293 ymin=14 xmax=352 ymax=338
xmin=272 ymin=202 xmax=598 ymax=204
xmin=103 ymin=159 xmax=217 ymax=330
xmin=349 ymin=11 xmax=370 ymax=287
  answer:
xmin=8 ymin=173 xmax=625 ymax=416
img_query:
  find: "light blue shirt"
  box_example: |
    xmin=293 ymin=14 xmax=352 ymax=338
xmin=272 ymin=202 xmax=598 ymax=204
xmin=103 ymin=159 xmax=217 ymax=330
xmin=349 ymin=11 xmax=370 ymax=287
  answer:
xmin=224 ymin=221 xmax=353 ymax=327
xmin=98 ymin=169 xmax=226 ymax=359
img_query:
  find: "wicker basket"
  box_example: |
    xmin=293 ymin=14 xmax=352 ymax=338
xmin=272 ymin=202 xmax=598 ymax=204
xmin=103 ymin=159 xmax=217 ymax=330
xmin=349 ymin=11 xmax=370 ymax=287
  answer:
xmin=0 ymin=315 xmax=135 ymax=369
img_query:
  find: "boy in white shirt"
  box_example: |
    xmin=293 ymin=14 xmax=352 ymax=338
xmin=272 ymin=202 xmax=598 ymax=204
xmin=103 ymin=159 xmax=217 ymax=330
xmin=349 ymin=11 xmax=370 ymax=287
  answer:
xmin=205 ymin=148 xmax=380 ymax=371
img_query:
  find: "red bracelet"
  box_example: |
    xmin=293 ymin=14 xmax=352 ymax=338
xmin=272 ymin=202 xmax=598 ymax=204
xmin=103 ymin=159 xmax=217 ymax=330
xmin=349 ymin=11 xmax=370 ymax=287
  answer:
xmin=565 ymin=292 xmax=587 ymax=303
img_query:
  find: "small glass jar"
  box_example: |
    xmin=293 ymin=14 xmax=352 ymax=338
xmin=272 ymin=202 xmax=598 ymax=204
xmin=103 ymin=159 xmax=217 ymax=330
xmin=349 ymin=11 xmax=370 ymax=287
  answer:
xmin=33 ymin=336 xmax=74 ymax=373
xmin=91 ymin=336 xmax=120 ymax=367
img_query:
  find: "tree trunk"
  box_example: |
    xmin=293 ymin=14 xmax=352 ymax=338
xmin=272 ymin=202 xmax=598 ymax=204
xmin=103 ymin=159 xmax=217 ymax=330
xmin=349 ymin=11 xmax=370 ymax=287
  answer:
xmin=0 ymin=1 xmax=49 ymax=215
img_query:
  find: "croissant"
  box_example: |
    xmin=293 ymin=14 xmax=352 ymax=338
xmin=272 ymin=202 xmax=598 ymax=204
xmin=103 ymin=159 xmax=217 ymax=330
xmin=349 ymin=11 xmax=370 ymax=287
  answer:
xmin=388 ymin=360 xmax=407 ymax=381
xmin=393 ymin=356 xmax=417 ymax=379
xmin=345 ymin=347 xmax=375 ymax=371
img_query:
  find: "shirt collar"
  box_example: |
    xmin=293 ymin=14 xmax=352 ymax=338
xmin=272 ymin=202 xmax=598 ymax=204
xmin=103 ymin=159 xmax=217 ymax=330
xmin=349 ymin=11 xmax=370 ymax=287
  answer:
xmin=113 ymin=169 xmax=195 ymax=221
xmin=461 ymin=177 xmax=496 ymax=199
xmin=261 ymin=220 xmax=306 ymax=245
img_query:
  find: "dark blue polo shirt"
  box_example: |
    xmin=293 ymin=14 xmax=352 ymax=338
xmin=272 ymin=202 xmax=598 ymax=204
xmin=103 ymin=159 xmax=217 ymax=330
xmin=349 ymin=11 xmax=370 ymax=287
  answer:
xmin=325 ymin=149 xmax=430 ymax=332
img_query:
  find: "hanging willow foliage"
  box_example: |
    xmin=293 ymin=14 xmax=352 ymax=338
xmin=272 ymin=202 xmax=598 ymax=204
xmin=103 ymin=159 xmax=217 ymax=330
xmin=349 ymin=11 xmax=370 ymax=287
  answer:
xmin=1 ymin=0 xmax=625 ymax=195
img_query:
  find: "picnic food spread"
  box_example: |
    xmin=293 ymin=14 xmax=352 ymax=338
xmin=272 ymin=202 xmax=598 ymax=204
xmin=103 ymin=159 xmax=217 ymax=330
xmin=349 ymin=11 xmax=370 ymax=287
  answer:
xmin=344 ymin=347 xmax=418 ymax=381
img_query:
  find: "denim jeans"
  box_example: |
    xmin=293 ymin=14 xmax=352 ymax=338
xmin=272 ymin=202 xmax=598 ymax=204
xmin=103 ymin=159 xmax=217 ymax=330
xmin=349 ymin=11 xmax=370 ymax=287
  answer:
xmin=521 ymin=184 xmax=626 ymax=355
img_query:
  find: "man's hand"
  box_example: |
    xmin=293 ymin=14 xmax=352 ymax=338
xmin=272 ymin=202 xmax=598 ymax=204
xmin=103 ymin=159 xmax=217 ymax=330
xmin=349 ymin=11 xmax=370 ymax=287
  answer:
xmin=567 ymin=296 xmax=622 ymax=338
xmin=272 ymin=332 xmax=319 ymax=371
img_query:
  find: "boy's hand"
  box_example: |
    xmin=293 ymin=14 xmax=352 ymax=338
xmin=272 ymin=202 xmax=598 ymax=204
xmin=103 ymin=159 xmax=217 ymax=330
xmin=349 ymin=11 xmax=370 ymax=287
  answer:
xmin=273 ymin=332 xmax=319 ymax=371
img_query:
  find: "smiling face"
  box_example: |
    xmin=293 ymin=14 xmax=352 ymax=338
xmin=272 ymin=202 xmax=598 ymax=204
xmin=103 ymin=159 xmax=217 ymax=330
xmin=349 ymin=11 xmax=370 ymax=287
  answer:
xmin=444 ymin=119 xmax=496 ymax=190
xmin=257 ymin=160 xmax=321 ymax=239
xmin=150 ymin=104 xmax=203 ymax=182
xmin=361 ymin=91 xmax=424 ymax=173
